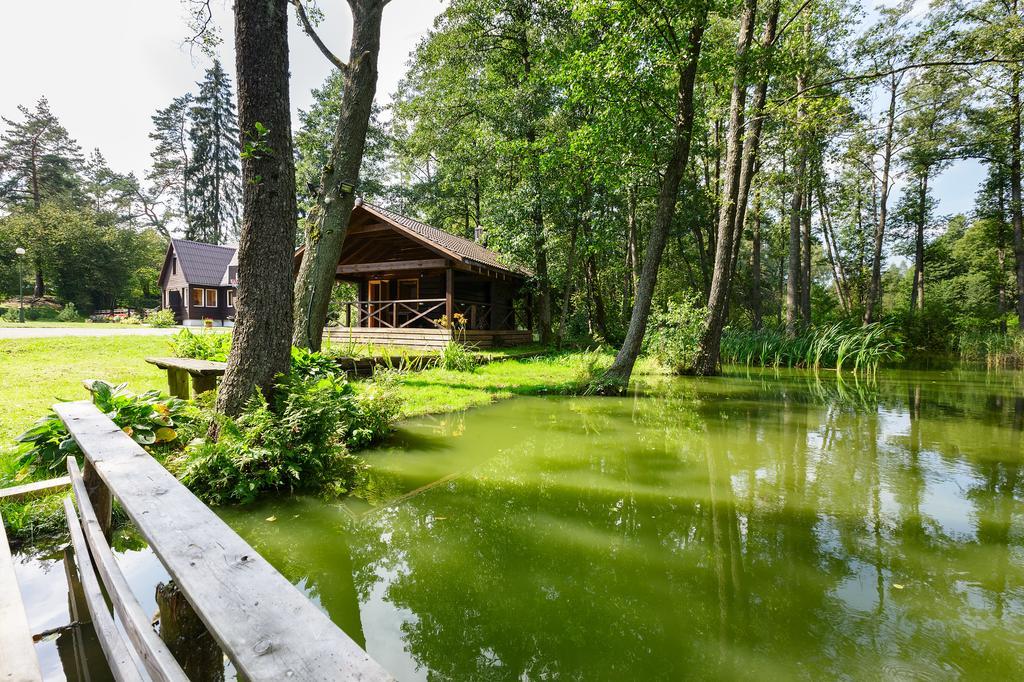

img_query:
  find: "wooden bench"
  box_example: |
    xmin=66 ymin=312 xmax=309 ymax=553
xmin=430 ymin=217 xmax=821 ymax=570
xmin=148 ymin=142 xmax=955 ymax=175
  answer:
xmin=53 ymin=400 xmax=393 ymax=680
xmin=145 ymin=357 xmax=226 ymax=399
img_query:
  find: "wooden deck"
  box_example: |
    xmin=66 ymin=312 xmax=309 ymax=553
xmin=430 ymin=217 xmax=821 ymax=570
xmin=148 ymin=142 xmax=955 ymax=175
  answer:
xmin=325 ymin=326 xmax=533 ymax=350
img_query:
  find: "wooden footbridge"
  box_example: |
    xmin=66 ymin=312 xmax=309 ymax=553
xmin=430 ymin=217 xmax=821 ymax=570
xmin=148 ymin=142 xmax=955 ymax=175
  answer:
xmin=1 ymin=399 xmax=394 ymax=681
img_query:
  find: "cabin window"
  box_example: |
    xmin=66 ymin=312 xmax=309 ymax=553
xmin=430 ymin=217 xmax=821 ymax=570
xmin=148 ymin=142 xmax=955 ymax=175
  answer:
xmin=227 ymin=290 xmax=235 ymax=308
xmin=191 ymin=288 xmax=204 ymax=307
xmin=172 ymin=257 xmax=177 ymax=275
xmin=398 ymin=279 xmax=419 ymax=300
xmin=205 ymin=288 xmax=218 ymax=308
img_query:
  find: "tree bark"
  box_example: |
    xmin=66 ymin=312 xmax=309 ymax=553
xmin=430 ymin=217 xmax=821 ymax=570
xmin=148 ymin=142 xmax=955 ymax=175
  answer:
xmin=691 ymin=0 xmax=758 ymax=376
xmin=785 ymin=135 xmax=805 ymax=335
xmin=909 ymin=173 xmax=927 ymax=313
xmin=216 ymin=0 xmax=297 ymax=418
xmin=1010 ymin=71 xmax=1024 ymax=330
xmin=292 ymin=0 xmax=388 ymax=349
xmin=624 ymin=184 xmax=639 ymax=319
xmin=801 ymin=178 xmax=812 ymax=321
xmin=864 ymin=77 xmax=898 ymax=325
xmin=751 ymin=192 xmax=763 ymax=329
xmin=600 ymin=9 xmax=709 ymax=389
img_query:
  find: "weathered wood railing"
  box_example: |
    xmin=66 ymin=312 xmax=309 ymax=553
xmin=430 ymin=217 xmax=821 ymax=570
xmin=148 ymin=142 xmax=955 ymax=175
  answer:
xmin=51 ymin=400 xmax=393 ymax=681
xmin=0 ymin=510 xmax=43 ymax=681
xmin=341 ymin=298 xmax=447 ymax=329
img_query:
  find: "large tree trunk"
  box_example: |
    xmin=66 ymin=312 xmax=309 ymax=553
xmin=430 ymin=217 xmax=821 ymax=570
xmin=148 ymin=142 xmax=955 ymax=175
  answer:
xmin=1010 ymin=71 xmax=1024 ymax=331
xmin=624 ymin=185 xmax=639 ymax=319
xmin=216 ymin=0 xmax=297 ymax=418
xmin=691 ymin=0 xmax=758 ymax=376
xmin=751 ymin=192 xmax=763 ymax=329
xmin=600 ymin=10 xmax=709 ymax=389
xmin=910 ymin=173 xmax=927 ymax=313
xmin=292 ymin=0 xmax=387 ymax=349
xmin=864 ymin=77 xmax=898 ymax=325
xmin=801 ymin=179 xmax=812 ymax=321
xmin=785 ymin=150 xmax=804 ymax=335
xmin=818 ymin=181 xmax=850 ymax=312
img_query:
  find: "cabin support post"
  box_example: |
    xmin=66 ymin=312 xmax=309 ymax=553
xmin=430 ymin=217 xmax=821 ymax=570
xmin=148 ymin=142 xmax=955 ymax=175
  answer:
xmin=445 ymin=265 xmax=454 ymax=325
xmin=526 ymin=292 xmax=534 ymax=333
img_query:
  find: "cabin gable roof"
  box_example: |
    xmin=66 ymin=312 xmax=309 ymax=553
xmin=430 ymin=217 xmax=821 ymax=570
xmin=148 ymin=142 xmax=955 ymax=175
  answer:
xmin=164 ymin=239 xmax=237 ymax=288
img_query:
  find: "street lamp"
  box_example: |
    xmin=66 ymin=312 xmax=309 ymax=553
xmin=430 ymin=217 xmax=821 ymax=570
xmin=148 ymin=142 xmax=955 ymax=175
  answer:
xmin=15 ymin=247 xmax=26 ymax=324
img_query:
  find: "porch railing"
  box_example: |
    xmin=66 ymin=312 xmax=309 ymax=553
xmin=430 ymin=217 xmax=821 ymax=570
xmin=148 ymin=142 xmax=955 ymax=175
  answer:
xmin=341 ymin=299 xmax=446 ymax=329
xmin=337 ymin=299 xmax=527 ymax=330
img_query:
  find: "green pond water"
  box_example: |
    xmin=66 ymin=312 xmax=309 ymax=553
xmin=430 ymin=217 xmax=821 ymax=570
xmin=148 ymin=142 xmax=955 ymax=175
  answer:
xmin=13 ymin=367 xmax=1024 ymax=680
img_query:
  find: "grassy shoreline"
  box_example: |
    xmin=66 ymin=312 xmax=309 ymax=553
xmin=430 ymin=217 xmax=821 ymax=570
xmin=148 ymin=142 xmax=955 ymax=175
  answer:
xmin=0 ymin=336 xmax=618 ymax=545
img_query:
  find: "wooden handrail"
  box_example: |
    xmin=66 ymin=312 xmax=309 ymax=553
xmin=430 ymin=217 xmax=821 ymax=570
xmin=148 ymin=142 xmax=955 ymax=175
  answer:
xmin=62 ymin=497 xmax=147 ymax=682
xmin=53 ymin=401 xmax=393 ymax=681
xmin=66 ymin=457 xmax=187 ymax=682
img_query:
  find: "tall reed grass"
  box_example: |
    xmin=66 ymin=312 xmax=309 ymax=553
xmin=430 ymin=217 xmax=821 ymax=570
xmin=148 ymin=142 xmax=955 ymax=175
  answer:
xmin=957 ymin=331 xmax=1024 ymax=369
xmin=720 ymin=322 xmax=904 ymax=374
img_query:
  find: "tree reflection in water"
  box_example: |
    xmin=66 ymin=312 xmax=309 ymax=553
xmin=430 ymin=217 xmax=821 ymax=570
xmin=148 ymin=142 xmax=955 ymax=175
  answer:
xmin=221 ymin=368 xmax=1024 ymax=680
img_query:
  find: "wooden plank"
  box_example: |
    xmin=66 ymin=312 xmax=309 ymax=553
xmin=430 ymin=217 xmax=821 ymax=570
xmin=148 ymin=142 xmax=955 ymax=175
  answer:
xmin=0 ymin=510 xmax=43 ymax=682
xmin=145 ymin=357 xmax=227 ymax=376
xmin=66 ymin=458 xmax=188 ymax=682
xmin=0 ymin=476 xmax=70 ymax=501
xmin=54 ymin=401 xmax=393 ymax=682
xmin=62 ymin=498 xmax=146 ymax=682
xmin=336 ymin=258 xmax=446 ymax=275
xmin=190 ymin=374 xmax=218 ymax=395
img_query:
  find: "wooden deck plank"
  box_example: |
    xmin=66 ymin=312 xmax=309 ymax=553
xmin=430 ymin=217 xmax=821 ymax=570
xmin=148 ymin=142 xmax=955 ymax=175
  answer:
xmin=66 ymin=458 xmax=188 ymax=682
xmin=144 ymin=357 xmax=227 ymax=376
xmin=54 ymin=401 xmax=393 ymax=682
xmin=62 ymin=498 xmax=146 ymax=682
xmin=0 ymin=476 xmax=71 ymax=501
xmin=0 ymin=510 xmax=43 ymax=682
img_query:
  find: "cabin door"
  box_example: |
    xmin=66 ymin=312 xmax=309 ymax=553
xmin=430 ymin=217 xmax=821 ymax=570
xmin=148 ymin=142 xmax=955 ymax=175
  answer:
xmin=368 ymin=280 xmax=389 ymax=327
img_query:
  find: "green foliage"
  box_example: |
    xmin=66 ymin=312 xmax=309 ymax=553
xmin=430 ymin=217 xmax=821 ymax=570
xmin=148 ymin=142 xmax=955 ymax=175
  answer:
xmin=437 ymin=340 xmax=477 ymax=372
xmin=290 ymin=345 xmax=342 ymax=380
xmin=147 ymin=308 xmax=177 ymax=327
xmin=56 ymin=302 xmax=81 ymax=322
xmin=120 ymin=314 xmax=144 ymax=325
xmin=2 ymin=308 xmax=20 ymax=322
xmin=13 ymin=380 xmax=186 ymax=473
xmin=645 ymin=296 xmax=708 ymax=374
xmin=721 ymin=323 xmax=905 ymax=374
xmin=170 ymin=328 xmax=231 ymax=361
xmin=958 ymin=330 xmax=1024 ymax=369
xmin=172 ymin=372 xmax=400 ymax=505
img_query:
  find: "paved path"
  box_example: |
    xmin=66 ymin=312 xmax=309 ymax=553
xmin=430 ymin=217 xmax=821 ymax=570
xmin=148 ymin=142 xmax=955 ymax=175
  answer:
xmin=0 ymin=327 xmax=183 ymax=340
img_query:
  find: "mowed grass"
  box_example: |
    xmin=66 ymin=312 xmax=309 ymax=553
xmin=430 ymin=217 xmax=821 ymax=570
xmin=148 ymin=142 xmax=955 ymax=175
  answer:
xmin=0 ymin=335 xmax=171 ymax=443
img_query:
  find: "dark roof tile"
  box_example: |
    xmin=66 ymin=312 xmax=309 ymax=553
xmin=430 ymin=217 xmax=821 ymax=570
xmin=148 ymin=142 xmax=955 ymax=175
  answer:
xmin=171 ymin=239 xmax=236 ymax=287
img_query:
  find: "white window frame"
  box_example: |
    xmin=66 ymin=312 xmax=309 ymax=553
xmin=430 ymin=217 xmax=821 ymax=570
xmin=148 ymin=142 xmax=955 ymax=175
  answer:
xmin=205 ymin=288 xmax=218 ymax=308
xmin=191 ymin=287 xmax=205 ymax=308
xmin=227 ymin=290 xmax=235 ymax=308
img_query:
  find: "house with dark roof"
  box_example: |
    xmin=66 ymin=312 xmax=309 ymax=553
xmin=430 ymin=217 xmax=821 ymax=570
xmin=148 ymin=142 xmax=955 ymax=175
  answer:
xmin=161 ymin=202 xmax=533 ymax=345
xmin=296 ymin=201 xmax=533 ymax=348
xmin=158 ymin=239 xmax=238 ymax=326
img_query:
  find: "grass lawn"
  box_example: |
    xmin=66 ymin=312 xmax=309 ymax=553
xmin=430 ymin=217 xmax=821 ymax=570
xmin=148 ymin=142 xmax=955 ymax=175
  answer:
xmin=0 ymin=320 xmax=101 ymax=328
xmin=0 ymin=335 xmax=171 ymax=443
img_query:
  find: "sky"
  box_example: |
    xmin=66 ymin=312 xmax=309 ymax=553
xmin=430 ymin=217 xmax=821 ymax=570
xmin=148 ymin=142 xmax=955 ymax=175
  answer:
xmin=0 ymin=0 xmax=445 ymax=181
xmin=0 ymin=0 xmax=983 ymax=218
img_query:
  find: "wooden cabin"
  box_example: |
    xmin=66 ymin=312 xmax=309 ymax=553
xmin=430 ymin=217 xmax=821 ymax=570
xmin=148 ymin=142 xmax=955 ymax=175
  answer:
xmin=158 ymin=239 xmax=238 ymax=326
xmin=297 ymin=201 xmax=534 ymax=349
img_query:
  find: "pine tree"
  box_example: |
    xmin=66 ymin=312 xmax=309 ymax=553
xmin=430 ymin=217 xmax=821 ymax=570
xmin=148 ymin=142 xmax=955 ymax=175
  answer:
xmin=149 ymin=94 xmax=195 ymax=233
xmin=188 ymin=60 xmax=241 ymax=244
xmin=0 ymin=97 xmax=83 ymax=295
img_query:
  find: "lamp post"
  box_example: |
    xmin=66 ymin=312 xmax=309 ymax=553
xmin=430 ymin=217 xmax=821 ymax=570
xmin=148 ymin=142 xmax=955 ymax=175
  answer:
xmin=15 ymin=247 xmax=26 ymax=324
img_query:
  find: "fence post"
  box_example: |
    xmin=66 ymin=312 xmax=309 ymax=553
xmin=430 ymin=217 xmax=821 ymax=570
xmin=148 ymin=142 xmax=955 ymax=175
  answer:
xmin=83 ymin=382 xmax=113 ymax=540
xmin=156 ymin=581 xmax=223 ymax=681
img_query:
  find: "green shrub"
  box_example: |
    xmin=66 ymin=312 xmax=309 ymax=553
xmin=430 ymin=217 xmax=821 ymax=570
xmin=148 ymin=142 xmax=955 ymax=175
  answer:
xmin=348 ymin=370 xmax=403 ymax=449
xmin=437 ymin=340 xmax=477 ymax=372
xmin=171 ymin=374 xmax=383 ymax=505
xmin=13 ymin=380 xmax=187 ymax=473
xmin=958 ymin=330 xmax=1024 ymax=368
xmin=25 ymin=307 xmax=59 ymax=321
xmin=170 ymin=328 xmax=232 ymax=361
xmin=121 ymin=314 xmax=144 ymax=325
xmin=147 ymin=308 xmax=177 ymax=328
xmin=291 ymin=346 xmax=342 ymax=380
xmin=644 ymin=295 xmax=708 ymax=373
xmin=2 ymin=308 xmax=19 ymax=323
xmin=56 ymin=303 xmax=81 ymax=322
